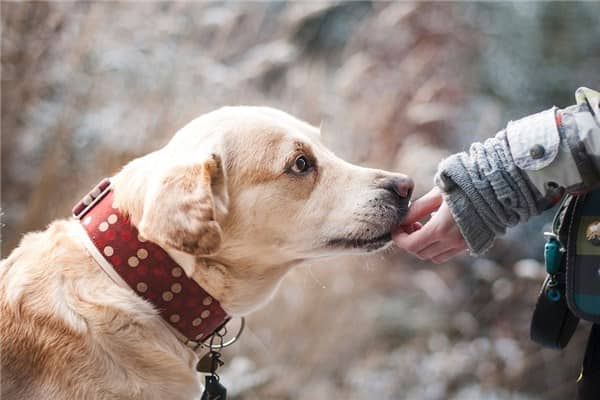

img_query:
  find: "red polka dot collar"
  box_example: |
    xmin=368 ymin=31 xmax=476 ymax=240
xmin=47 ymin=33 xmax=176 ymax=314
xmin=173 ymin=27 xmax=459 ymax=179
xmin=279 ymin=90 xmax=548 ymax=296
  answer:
xmin=73 ymin=178 xmax=230 ymax=348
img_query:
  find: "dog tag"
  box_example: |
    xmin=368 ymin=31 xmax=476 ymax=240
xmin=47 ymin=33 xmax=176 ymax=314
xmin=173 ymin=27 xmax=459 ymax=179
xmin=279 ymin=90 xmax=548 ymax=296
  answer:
xmin=196 ymin=352 xmax=213 ymax=373
xmin=201 ymin=375 xmax=227 ymax=400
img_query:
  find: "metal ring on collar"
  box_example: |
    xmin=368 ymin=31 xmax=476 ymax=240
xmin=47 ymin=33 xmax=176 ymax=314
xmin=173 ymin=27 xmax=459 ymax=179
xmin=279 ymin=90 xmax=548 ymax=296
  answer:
xmin=203 ymin=317 xmax=245 ymax=350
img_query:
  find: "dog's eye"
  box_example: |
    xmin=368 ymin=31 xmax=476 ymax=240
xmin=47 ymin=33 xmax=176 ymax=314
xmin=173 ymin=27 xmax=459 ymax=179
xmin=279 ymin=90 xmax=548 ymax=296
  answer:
xmin=291 ymin=155 xmax=310 ymax=174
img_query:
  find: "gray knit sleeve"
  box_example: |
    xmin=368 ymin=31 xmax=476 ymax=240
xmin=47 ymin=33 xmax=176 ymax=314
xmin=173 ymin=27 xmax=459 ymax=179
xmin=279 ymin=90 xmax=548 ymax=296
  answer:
xmin=434 ymin=130 xmax=547 ymax=255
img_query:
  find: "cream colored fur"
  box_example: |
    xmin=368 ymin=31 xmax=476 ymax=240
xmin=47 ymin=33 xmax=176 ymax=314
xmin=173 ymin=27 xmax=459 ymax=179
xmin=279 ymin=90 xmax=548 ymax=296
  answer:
xmin=1 ymin=107 xmax=411 ymax=399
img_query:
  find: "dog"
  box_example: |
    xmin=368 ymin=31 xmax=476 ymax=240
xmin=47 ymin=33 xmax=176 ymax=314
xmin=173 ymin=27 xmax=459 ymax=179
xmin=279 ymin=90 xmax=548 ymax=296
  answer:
xmin=0 ymin=107 xmax=413 ymax=399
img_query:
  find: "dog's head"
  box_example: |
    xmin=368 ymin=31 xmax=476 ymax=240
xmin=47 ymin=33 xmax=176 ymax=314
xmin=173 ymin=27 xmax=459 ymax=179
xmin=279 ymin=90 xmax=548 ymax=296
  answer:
xmin=113 ymin=107 xmax=412 ymax=311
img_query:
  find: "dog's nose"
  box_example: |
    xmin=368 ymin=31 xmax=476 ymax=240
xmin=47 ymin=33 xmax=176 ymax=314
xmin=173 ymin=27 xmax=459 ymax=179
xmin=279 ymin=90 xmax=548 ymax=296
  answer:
xmin=377 ymin=175 xmax=414 ymax=200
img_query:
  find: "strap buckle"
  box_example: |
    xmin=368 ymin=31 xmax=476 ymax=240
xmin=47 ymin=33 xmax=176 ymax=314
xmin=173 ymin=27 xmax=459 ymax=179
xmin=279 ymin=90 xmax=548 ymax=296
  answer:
xmin=72 ymin=178 xmax=112 ymax=219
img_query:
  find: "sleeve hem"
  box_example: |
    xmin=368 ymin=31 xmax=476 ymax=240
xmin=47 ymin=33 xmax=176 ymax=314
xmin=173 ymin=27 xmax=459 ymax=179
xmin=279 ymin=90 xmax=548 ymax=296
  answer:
xmin=442 ymin=188 xmax=496 ymax=255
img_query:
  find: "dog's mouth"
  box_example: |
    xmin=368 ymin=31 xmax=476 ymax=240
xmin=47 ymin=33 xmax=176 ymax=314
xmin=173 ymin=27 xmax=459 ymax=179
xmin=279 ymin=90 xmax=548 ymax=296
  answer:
xmin=326 ymin=232 xmax=393 ymax=252
xmin=324 ymin=201 xmax=409 ymax=252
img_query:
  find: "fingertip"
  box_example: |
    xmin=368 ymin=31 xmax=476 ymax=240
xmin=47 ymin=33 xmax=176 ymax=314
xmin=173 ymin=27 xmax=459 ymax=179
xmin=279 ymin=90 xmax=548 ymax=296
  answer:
xmin=404 ymin=189 xmax=444 ymax=223
xmin=392 ymin=230 xmax=411 ymax=245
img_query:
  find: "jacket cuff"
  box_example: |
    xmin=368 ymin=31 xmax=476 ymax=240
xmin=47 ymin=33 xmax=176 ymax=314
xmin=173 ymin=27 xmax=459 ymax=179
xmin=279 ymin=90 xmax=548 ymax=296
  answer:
xmin=506 ymin=107 xmax=560 ymax=171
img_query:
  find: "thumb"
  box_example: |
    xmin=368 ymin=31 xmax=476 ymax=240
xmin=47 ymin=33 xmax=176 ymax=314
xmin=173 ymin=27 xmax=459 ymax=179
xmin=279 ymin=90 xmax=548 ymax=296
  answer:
xmin=403 ymin=187 xmax=443 ymax=224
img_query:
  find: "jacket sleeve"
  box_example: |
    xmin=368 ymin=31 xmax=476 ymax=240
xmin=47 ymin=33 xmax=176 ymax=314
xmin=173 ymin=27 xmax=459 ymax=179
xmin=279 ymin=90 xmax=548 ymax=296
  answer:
xmin=435 ymin=87 xmax=600 ymax=255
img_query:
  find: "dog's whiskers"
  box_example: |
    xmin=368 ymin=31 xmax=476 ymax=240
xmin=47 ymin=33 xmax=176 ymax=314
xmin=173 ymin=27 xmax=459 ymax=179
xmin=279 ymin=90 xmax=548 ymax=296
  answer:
xmin=307 ymin=265 xmax=327 ymax=289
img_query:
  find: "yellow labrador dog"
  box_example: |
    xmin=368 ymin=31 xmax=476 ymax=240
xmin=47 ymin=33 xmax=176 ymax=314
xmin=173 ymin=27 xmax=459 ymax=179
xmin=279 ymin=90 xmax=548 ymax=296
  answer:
xmin=0 ymin=107 xmax=413 ymax=400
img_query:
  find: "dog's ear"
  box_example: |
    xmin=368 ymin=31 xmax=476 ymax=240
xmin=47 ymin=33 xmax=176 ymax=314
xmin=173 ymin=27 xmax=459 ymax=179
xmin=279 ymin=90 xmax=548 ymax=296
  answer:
xmin=138 ymin=154 xmax=228 ymax=256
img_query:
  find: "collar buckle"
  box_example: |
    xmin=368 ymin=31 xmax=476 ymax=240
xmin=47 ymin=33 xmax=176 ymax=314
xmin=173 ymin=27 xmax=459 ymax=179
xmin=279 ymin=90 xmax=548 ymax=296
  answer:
xmin=72 ymin=178 xmax=112 ymax=219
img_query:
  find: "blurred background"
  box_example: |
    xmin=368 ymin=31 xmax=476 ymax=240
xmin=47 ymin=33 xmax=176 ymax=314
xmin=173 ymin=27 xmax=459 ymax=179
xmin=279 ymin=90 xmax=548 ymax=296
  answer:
xmin=2 ymin=2 xmax=600 ymax=399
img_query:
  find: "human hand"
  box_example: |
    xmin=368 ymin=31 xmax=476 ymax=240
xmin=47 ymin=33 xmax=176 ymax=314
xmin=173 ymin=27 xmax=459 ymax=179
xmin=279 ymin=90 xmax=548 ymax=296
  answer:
xmin=393 ymin=187 xmax=467 ymax=263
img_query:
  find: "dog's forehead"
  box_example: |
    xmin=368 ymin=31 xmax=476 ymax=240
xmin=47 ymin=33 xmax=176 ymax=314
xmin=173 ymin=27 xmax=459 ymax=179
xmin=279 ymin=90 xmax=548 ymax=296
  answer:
xmin=218 ymin=107 xmax=321 ymax=155
xmin=226 ymin=127 xmax=309 ymax=173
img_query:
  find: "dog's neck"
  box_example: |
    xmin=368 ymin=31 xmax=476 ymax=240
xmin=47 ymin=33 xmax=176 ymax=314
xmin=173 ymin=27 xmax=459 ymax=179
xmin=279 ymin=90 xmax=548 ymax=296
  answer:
xmin=170 ymin=250 xmax=296 ymax=316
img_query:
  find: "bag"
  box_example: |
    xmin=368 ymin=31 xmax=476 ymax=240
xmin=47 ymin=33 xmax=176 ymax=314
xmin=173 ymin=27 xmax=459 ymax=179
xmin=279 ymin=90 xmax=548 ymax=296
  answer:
xmin=566 ymin=190 xmax=600 ymax=323
xmin=531 ymin=189 xmax=600 ymax=349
